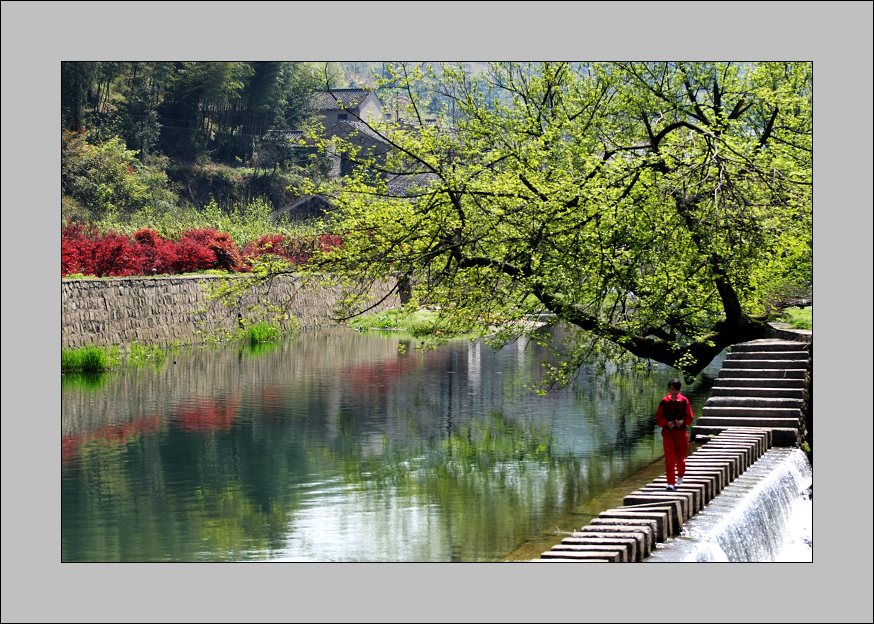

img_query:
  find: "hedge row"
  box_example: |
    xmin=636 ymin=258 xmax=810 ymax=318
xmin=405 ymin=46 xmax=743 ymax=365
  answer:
xmin=61 ymin=221 xmax=341 ymax=277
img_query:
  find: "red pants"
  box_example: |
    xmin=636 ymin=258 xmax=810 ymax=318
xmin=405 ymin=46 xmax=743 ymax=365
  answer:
xmin=662 ymin=428 xmax=689 ymax=485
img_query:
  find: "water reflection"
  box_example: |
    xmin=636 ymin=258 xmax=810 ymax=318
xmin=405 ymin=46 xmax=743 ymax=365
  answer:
xmin=62 ymin=327 xmax=721 ymax=561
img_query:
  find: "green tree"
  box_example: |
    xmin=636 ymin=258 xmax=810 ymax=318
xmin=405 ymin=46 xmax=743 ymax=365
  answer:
xmin=61 ymin=62 xmax=96 ymax=132
xmin=61 ymin=131 xmax=178 ymax=218
xmin=307 ymin=62 xmax=812 ymax=379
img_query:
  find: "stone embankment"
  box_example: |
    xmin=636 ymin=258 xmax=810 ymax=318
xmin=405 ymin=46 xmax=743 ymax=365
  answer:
xmin=62 ymin=274 xmax=400 ymax=349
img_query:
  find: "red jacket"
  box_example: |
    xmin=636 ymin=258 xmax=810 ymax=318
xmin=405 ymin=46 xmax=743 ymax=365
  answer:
xmin=656 ymin=392 xmax=695 ymax=430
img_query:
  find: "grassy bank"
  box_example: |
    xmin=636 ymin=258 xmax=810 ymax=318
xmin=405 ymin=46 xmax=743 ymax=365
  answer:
xmin=347 ymin=308 xmax=472 ymax=340
xmin=781 ymin=306 xmax=812 ymax=330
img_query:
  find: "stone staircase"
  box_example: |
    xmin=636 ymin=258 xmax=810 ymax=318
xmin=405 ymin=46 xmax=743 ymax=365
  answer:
xmin=693 ymin=339 xmax=812 ymax=446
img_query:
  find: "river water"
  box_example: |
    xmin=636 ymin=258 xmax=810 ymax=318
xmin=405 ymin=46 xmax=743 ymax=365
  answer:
xmin=61 ymin=327 xmax=723 ymax=562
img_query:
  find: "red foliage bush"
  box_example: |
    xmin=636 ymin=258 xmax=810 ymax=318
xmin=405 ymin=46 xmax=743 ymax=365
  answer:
xmin=180 ymin=228 xmax=246 ymax=272
xmin=318 ymin=233 xmax=343 ymax=252
xmin=61 ymin=222 xmax=341 ymax=278
xmin=133 ymin=228 xmax=176 ymax=274
xmin=171 ymin=238 xmax=216 ymax=274
xmin=90 ymin=231 xmax=145 ymax=277
xmin=61 ymin=237 xmax=83 ymax=276
xmin=241 ymin=234 xmax=287 ymax=259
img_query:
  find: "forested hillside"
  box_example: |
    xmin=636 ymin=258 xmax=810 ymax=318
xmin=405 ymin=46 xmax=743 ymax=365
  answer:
xmin=61 ymin=61 xmax=398 ymax=222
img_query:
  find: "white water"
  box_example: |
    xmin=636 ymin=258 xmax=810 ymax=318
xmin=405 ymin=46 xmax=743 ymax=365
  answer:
xmin=646 ymin=448 xmax=812 ymax=562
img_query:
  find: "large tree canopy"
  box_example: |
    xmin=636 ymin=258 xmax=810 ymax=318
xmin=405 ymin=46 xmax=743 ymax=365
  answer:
xmin=307 ymin=62 xmax=812 ymax=379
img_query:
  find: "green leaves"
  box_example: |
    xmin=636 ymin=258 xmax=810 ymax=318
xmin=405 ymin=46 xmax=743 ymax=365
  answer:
xmin=303 ymin=62 xmax=813 ymax=377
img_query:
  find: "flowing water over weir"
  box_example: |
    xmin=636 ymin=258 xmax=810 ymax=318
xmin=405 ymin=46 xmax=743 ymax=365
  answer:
xmin=536 ymin=431 xmax=812 ymax=562
xmin=536 ymin=337 xmax=813 ymax=563
xmin=646 ymin=447 xmax=811 ymax=562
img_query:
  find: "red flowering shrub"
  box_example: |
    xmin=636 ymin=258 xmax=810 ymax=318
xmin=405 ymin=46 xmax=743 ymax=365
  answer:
xmin=90 ymin=231 xmax=145 ymax=277
xmin=61 ymin=237 xmax=81 ymax=276
xmin=133 ymin=228 xmax=176 ymax=274
xmin=171 ymin=238 xmax=216 ymax=274
xmin=62 ymin=220 xmax=100 ymax=277
xmin=241 ymin=233 xmax=343 ymax=267
xmin=318 ymin=233 xmax=343 ymax=252
xmin=242 ymin=234 xmax=287 ymax=260
xmin=61 ymin=221 xmax=341 ymax=277
xmin=180 ymin=228 xmax=245 ymax=272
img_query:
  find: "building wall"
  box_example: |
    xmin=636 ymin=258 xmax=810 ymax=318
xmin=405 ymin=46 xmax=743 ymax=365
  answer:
xmin=61 ymin=274 xmax=400 ymax=349
xmin=358 ymin=95 xmax=383 ymax=122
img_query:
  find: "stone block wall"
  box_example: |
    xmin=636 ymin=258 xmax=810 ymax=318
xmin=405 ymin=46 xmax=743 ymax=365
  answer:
xmin=61 ymin=274 xmax=400 ymax=349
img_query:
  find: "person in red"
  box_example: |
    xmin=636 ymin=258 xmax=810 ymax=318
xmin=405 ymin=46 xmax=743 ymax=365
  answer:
xmin=656 ymin=378 xmax=695 ymax=491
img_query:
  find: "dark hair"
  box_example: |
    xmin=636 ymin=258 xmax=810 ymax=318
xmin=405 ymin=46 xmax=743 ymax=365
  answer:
xmin=668 ymin=378 xmax=682 ymax=390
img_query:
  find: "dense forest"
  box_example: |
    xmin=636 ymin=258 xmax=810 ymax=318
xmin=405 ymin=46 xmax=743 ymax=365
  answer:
xmin=60 ymin=61 xmax=412 ymax=222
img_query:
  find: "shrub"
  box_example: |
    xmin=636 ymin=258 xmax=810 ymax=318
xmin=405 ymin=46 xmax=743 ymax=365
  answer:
xmin=61 ymin=131 xmax=178 ymax=219
xmin=180 ymin=228 xmax=246 ymax=272
xmin=90 ymin=231 xmax=145 ymax=277
xmin=133 ymin=228 xmax=177 ymax=275
xmin=318 ymin=233 xmax=343 ymax=252
xmin=172 ymin=237 xmax=216 ymax=274
xmin=242 ymin=233 xmax=287 ymax=259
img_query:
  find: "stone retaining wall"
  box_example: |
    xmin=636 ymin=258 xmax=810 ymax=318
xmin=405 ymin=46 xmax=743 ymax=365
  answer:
xmin=61 ymin=274 xmax=400 ymax=349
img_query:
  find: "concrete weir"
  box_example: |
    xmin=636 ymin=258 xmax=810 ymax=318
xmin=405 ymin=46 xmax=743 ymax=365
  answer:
xmin=535 ymin=337 xmax=812 ymax=563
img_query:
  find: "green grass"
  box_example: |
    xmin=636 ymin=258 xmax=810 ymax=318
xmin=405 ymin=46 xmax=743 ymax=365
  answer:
xmin=95 ymin=198 xmax=324 ymax=247
xmin=782 ymin=306 xmax=812 ymax=330
xmin=126 ymin=343 xmax=177 ymax=367
xmin=348 ymin=308 xmax=471 ymax=339
xmin=62 ymin=342 xmax=184 ymax=373
xmin=246 ymin=322 xmax=280 ymax=345
xmin=61 ymin=346 xmax=118 ymax=372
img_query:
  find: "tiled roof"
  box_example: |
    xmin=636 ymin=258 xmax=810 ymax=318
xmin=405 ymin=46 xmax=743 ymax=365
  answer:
xmin=313 ymin=89 xmax=372 ymax=111
xmin=262 ymin=129 xmax=306 ymax=143
xmin=335 ymin=120 xmax=387 ymax=143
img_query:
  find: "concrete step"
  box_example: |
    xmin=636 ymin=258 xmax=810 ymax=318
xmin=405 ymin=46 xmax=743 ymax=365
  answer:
xmin=702 ymin=439 xmax=764 ymax=464
xmin=685 ymin=455 xmax=743 ymax=479
xmin=709 ymin=386 xmax=804 ymax=398
xmin=722 ymin=359 xmax=808 ymax=369
xmin=587 ymin=518 xmax=659 ymax=545
xmin=638 ymin=484 xmax=702 ymax=514
xmin=702 ymin=405 xmax=801 ymax=419
xmin=624 ymin=492 xmax=691 ymax=523
xmin=696 ymin=416 xmax=802 ymax=428
xmin=717 ymin=368 xmax=807 ymax=379
xmin=540 ymin=549 xmax=620 ymax=561
xmin=730 ymin=340 xmax=810 ymax=353
xmin=693 ymin=425 xmax=800 ymax=446
xmin=705 ymin=396 xmax=804 ymax=408
xmin=713 ymin=377 xmax=806 ymax=388
xmin=559 ymin=536 xmax=640 ymax=562
xmin=530 ymin=557 xmax=613 ymax=562
xmin=648 ymin=478 xmax=712 ymax=504
xmin=725 ymin=350 xmax=809 ymax=361
xmin=703 ymin=429 xmax=772 ymax=454
xmin=599 ymin=509 xmax=671 ymax=542
xmin=573 ymin=527 xmax=654 ymax=557
xmin=661 ymin=468 xmax=725 ymax=493
xmin=619 ymin=503 xmax=682 ymax=535
xmin=544 ymin=543 xmax=629 ymax=562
